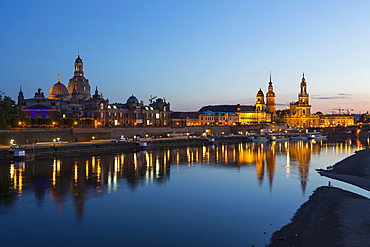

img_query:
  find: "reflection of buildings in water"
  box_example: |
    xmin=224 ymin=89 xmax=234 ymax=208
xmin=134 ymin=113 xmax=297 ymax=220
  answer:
xmin=0 ymin=162 xmax=20 ymax=207
xmin=3 ymin=138 xmax=368 ymax=215
xmin=169 ymin=140 xmax=334 ymax=192
xmin=288 ymin=141 xmax=311 ymax=192
xmin=1 ymin=150 xmax=171 ymax=218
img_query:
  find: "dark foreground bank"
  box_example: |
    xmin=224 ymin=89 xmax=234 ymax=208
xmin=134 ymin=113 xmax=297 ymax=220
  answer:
xmin=269 ymin=186 xmax=370 ymax=247
xmin=270 ymin=149 xmax=370 ymax=246
xmin=318 ymin=148 xmax=370 ymax=191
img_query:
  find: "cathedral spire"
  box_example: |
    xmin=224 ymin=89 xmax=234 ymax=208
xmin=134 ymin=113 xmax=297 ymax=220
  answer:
xmin=269 ymin=70 xmax=272 ymax=83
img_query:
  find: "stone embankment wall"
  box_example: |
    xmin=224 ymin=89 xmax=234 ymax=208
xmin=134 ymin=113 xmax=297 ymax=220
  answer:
xmin=0 ymin=125 xmax=364 ymax=145
xmin=0 ymin=128 xmax=111 ymax=145
xmin=0 ymin=126 xmax=234 ymax=145
xmin=0 ymin=136 xmax=248 ymax=159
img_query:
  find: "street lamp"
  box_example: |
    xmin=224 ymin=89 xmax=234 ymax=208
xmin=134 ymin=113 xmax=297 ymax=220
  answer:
xmin=92 ymin=136 xmax=95 ymax=143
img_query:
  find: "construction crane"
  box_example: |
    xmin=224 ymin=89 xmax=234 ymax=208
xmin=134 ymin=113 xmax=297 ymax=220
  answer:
xmin=149 ymin=95 xmax=157 ymax=103
xmin=329 ymin=107 xmax=354 ymax=114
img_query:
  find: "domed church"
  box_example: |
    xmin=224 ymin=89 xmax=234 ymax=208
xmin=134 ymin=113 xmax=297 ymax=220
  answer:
xmin=68 ymin=54 xmax=91 ymax=101
xmin=17 ymin=54 xmax=171 ymax=126
xmin=48 ymin=74 xmax=70 ymax=101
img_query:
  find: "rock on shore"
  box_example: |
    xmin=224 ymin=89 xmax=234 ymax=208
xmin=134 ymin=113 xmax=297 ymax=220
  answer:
xmin=269 ymin=186 xmax=370 ymax=247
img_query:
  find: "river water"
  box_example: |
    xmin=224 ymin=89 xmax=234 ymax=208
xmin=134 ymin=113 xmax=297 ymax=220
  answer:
xmin=0 ymin=138 xmax=369 ymax=247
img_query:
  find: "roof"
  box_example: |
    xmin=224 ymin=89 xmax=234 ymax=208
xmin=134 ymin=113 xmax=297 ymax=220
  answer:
xmin=201 ymin=111 xmax=238 ymax=116
xmin=171 ymin=112 xmax=200 ymax=119
xmin=198 ymin=105 xmax=255 ymax=113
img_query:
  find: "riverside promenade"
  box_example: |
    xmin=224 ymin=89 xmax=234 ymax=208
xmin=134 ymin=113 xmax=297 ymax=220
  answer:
xmin=0 ymin=135 xmax=247 ymax=159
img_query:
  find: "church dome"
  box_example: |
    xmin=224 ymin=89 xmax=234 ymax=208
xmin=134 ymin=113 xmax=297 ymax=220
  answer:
xmin=75 ymin=55 xmax=82 ymax=63
xmin=48 ymin=82 xmax=70 ymax=101
xmin=257 ymin=88 xmax=264 ymax=96
xmin=127 ymin=95 xmax=139 ymax=105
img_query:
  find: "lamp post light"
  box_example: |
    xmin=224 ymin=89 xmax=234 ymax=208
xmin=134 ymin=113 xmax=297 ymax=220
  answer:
xmin=57 ymin=137 xmax=60 ymax=144
xmin=53 ymin=139 xmax=56 ymax=146
xmin=92 ymin=136 xmax=95 ymax=143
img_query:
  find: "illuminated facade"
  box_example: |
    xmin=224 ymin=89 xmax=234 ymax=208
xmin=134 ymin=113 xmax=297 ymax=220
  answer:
xmin=198 ymin=112 xmax=239 ymax=125
xmin=172 ymin=76 xmax=276 ymax=126
xmin=17 ymin=55 xmax=171 ymax=126
xmin=320 ymin=114 xmax=355 ymax=127
xmin=284 ymin=74 xmax=321 ymax=128
xmin=283 ymin=74 xmax=354 ymax=128
xmin=265 ymin=73 xmax=277 ymax=120
xmin=170 ymin=112 xmax=201 ymax=126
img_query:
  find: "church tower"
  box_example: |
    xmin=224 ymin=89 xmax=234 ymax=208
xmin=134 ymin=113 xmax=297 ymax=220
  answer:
xmin=255 ymin=88 xmax=265 ymax=112
xmin=265 ymin=72 xmax=276 ymax=114
xmin=297 ymin=73 xmax=311 ymax=116
xmin=18 ymin=85 xmax=24 ymax=106
xmin=67 ymin=54 xmax=91 ymax=101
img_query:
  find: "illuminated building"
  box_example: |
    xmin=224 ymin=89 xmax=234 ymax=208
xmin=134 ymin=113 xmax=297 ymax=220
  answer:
xmin=170 ymin=112 xmax=201 ymax=126
xmin=172 ymin=74 xmax=275 ymax=126
xmin=283 ymin=74 xmax=354 ymax=128
xmin=198 ymin=111 xmax=239 ymax=125
xmin=265 ymin=73 xmax=277 ymax=120
xmin=17 ymin=55 xmax=170 ymax=126
xmin=284 ymin=74 xmax=321 ymax=128
xmin=197 ymin=87 xmax=273 ymax=126
xmin=320 ymin=114 xmax=355 ymax=127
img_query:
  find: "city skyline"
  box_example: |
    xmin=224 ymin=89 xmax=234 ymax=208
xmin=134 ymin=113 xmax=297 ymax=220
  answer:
xmin=2 ymin=1 xmax=370 ymax=114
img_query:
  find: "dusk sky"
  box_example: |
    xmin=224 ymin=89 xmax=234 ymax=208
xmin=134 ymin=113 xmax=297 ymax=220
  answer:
xmin=2 ymin=0 xmax=370 ymax=114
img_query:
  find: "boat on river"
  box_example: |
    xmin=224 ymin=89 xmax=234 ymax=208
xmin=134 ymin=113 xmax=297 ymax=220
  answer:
xmin=289 ymin=135 xmax=308 ymax=141
xmin=269 ymin=134 xmax=290 ymax=142
xmin=138 ymin=141 xmax=151 ymax=148
xmin=10 ymin=148 xmax=35 ymax=161
xmin=306 ymin=132 xmax=327 ymax=140
xmin=251 ymin=135 xmax=270 ymax=142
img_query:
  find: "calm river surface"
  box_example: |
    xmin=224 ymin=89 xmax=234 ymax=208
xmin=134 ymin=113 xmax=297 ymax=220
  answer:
xmin=1 ymin=138 xmax=369 ymax=247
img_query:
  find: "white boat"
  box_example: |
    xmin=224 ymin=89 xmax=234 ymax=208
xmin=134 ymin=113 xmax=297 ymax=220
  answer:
xmin=137 ymin=141 xmax=152 ymax=149
xmin=208 ymin=137 xmax=215 ymax=143
xmin=289 ymin=135 xmax=308 ymax=141
xmin=306 ymin=132 xmax=327 ymax=140
xmin=252 ymin=135 xmax=270 ymax=142
xmin=10 ymin=148 xmax=35 ymax=161
xmin=269 ymin=134 xmax=290 ymax=142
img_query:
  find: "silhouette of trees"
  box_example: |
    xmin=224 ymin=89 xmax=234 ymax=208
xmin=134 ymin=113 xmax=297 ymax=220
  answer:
xmin=0 ymin=92 xmax=18 ymax=127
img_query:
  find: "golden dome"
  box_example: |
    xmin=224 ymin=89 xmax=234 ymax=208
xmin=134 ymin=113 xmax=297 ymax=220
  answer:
xmin=48 ymin=82 xmax=70 ymax=101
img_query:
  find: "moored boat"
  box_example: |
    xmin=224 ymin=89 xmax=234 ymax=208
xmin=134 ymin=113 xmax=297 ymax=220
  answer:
xmin=251 ymin=135 xmax=270 ymax=142
xmin=269 ymin=134 xmax=290 ymax=142
xmin=306 ymin=132 xmax=327 ymax=140
xmin=289 ymin=135 xmax=308 ymax=141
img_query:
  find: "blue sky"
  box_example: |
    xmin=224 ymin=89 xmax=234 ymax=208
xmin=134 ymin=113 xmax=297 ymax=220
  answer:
xmin=2 ymin=0 xmax=370 ymax=113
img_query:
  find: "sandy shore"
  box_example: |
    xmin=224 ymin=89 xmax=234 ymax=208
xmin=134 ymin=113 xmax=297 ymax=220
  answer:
xmin=318 ymin=149 xmax=370 ymax=191
xmin=269 ymin=186 xmax=370 ymax=247
xmin=269 ymin=149 xmax=370 ymax=246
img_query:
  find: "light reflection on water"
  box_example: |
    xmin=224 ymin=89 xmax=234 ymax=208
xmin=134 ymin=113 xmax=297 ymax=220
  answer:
xmin=1 ymin=138 xmax=368 ymax=246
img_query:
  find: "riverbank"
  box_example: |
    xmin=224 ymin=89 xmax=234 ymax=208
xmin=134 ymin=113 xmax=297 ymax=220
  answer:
xmin=0 ymin=136 xmax=247 ymax=159
xmin=269 ymin=186 xmax=370 ymax=247
xmin=318 ymin=148 xmax=370 ymax=191
xmin=270 ymin=148 xmax=370 ymax=246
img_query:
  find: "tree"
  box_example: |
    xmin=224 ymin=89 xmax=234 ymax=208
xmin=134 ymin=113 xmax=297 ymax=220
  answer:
xmin=0 ymin=92 xmax=18 ymax=128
